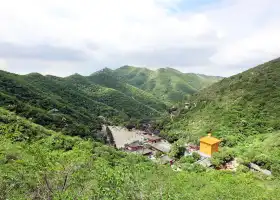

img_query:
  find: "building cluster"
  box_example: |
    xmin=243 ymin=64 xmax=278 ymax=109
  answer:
xmin=122 ymin=133 xmax=174 ymax=165
xmin=121 ymin=129 xmax=272 ymax=175
xmin=122 ymin=132 xmax=223 ymax=167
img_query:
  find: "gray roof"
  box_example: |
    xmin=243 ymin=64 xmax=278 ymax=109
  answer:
xmin=148 ymin=142 xmax=171 ymax=153
xmin=126 ymin=141 xmax=142 ymax=148
xmin=135 ymin=148 xmax=153 ymax=155
xmin=145 ymin=135 xmax=161 ymax=140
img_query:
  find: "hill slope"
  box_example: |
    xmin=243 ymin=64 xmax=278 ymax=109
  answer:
xmin=163 ymin=59 xmax=280 ymax=146
xmin=114 ymin=66 xmax=222 ymax=103
xmin=165 ymin=58 xmax=280 ymax=143
xmin=0 ymin=69 xmax=166 ymax=140
xmin=1 ymin=107 xmax=280 ymax=199
xmin=160 ymin=58 xmax=280 ymax=175
xmin=65 ymin=73 xmax=166 ymax=118
xmin=88 ymin=68 xmax=167 ymax=112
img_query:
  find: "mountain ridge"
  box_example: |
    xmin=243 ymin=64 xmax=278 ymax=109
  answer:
xmin=0 ymin=69 xmax=167 ymax=140
xmin=114 ymin=65 xmax=223 ymax=103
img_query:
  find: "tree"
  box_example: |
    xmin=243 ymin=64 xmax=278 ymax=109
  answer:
xmin=169 ymin=139 xmax=185 ymax=159
xmin=126 ymin=124 xmax=135 ymax=131
xmin=192 ymin=152 xmax=201 ymax=161
xmin=210 ymin=148 xmax=236 ymax=168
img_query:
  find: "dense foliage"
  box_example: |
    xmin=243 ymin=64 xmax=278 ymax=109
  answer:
xmin=1 ymin=108 xmax=280 ymax=199
xmin=88 ymin=68 xmax=167 ymax=111
xmin=114 ymin=66 xmax=222 ymax=103
xmin=0 ymin=69 xmax=166 ymax=139
xmin=2 ymin=60 xmax=280 ymax=199
xmin=67 ymin=72 xmax=166 ymax=118
xmin=164 ymin=58 xmax=280 ymax=172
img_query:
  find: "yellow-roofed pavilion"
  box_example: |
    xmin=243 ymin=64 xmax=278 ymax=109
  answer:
xmin=200 ymin=133 xmax=221 ymax=157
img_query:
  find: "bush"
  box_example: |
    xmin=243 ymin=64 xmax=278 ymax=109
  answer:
xmin=211 ymin=148 xmax=236 ymax=168
xmin=192 ymin=152 xmax=201 ymax=161
xmin=271 ymin=163 xmax=280 ymax=176
xmin=179 ymin=156 xmax=195 ymax=164
xmin=169 ymin=140 xmax=186 ymax=159
xmin=252 ymin=154 xmax=272 ymax=168
xmin=237 ymin=165 xmax=250 ymax=173
xmin=181 ymin=163 xmax=206 ymax=172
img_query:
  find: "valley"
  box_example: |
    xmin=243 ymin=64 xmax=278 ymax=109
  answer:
xmin=1 ymin=61 xmax=280 ymax=199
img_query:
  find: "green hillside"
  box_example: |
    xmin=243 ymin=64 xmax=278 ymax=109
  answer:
xmin=0 ymin=69 xmax=166 ymax=140
xmin=65 ymin=73 xmax=166 ymax=119
xmin=1 ymin=107 xmax=280 ymax=199
xmin=166 ymin=58 xmax=280 ymax=138
xmin=114 ymin=66 xmax=222 ymax=103
xmin=163 ymin=58 xmax=280 ymax=173
xmin=88 ymin=68 xmax=167 ymax=112
xmin=2 ymin=62 xmax=280 ymax=199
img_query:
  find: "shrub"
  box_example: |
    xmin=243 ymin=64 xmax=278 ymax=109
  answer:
xmin=237 ymin=165 xmax=250 ymax=173
xmin=252 ymin=154 xmax=272 ymax=168
xmin=179 ymin=156 xmax=195 ymax=164
xmin=192 ymin=152 xmax=201 ymax=161
xmin=211 ymin=148 xmax=236 ymax=168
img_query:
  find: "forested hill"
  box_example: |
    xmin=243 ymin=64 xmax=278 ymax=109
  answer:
xmin=2 ymin=62 xmax=280 ymax=199
xmin=1 ymin=107 xmax=280 ymax=199
xmin=86 ymin=68 xmax=166 ymax=112
xmin=114 ymin=65 xmax=222 ymax=103
xmin=165 ymin=58 xmax=280 ymax=142
xmin=0 ymin=69 xmax=167 ymax=140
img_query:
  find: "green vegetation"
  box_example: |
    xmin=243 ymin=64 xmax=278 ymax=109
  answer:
xmin=88 ymin=68 xmax=167 ymax=112
xmin=2 ymin=59 xmax=280 ymax=199
xmin=114 ymin=65 xmax=222 ymax=103
xmin=1 ymin=107 xmax=280 ymax=199
xmin=211 ymin=148 xmax=236 ymax=168
xmin=166 ymin=59 xmax=280 ymax=138
xmin=169 ymin=139 xmax=186 ymax=159
xmin=0 ymin=69 xmax=167 ymax=140
xmin=164 ymin=58 xmax=280 ymax=175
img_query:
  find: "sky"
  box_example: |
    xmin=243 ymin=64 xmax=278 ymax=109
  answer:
xmin=0 ymin=0 xmax=279 ymax=77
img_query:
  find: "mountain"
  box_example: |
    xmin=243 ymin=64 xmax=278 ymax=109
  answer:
xmin=164 ymin=58 xmax=280 ymax=173
xmin=1 ymin=107 xmax=280 ymax=199
xmin=0 ymin=69 xmax=166 ymax=140
xmin=166 ymin=58 xmax=280 ymax=138
xmin=3 ymin=63 xmax=280 ymax=199
xmin=86 ymin=68 xmax=167 ymax=112
xmin=114 ymin=66 xmax=222 ymax=103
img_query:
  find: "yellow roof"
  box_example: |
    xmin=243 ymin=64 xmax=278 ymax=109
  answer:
xmin=200 ymin=136 xmax=221 ymax=145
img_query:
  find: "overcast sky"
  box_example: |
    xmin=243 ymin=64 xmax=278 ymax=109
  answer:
xmin=0 ymin=0 xmax=279 ymax=77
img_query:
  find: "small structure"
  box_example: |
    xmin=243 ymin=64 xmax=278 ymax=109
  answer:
xmin=199 ymin=133 xmax=221 ymax=157
xmin=125 ymin=141 xmax=143 ymax=151
xmin=133 ymin=148 xmax=153 ymax=156
xmin=185 ymin=144 xmax=200 ymax=156
xmin=145 ymin=135 xmax=162 ymax=143
xmin=148 ymin=141 xmax=171 ymax=153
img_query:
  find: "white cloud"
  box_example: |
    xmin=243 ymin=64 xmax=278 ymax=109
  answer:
xmin=0 ymin=59 xmax=8 ymax=70
xmin=0 ymin=0 xmax=279 ymax=76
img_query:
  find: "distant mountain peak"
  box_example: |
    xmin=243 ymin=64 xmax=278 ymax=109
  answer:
xmin=114 ymin=65 xmax=221 ymax=103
